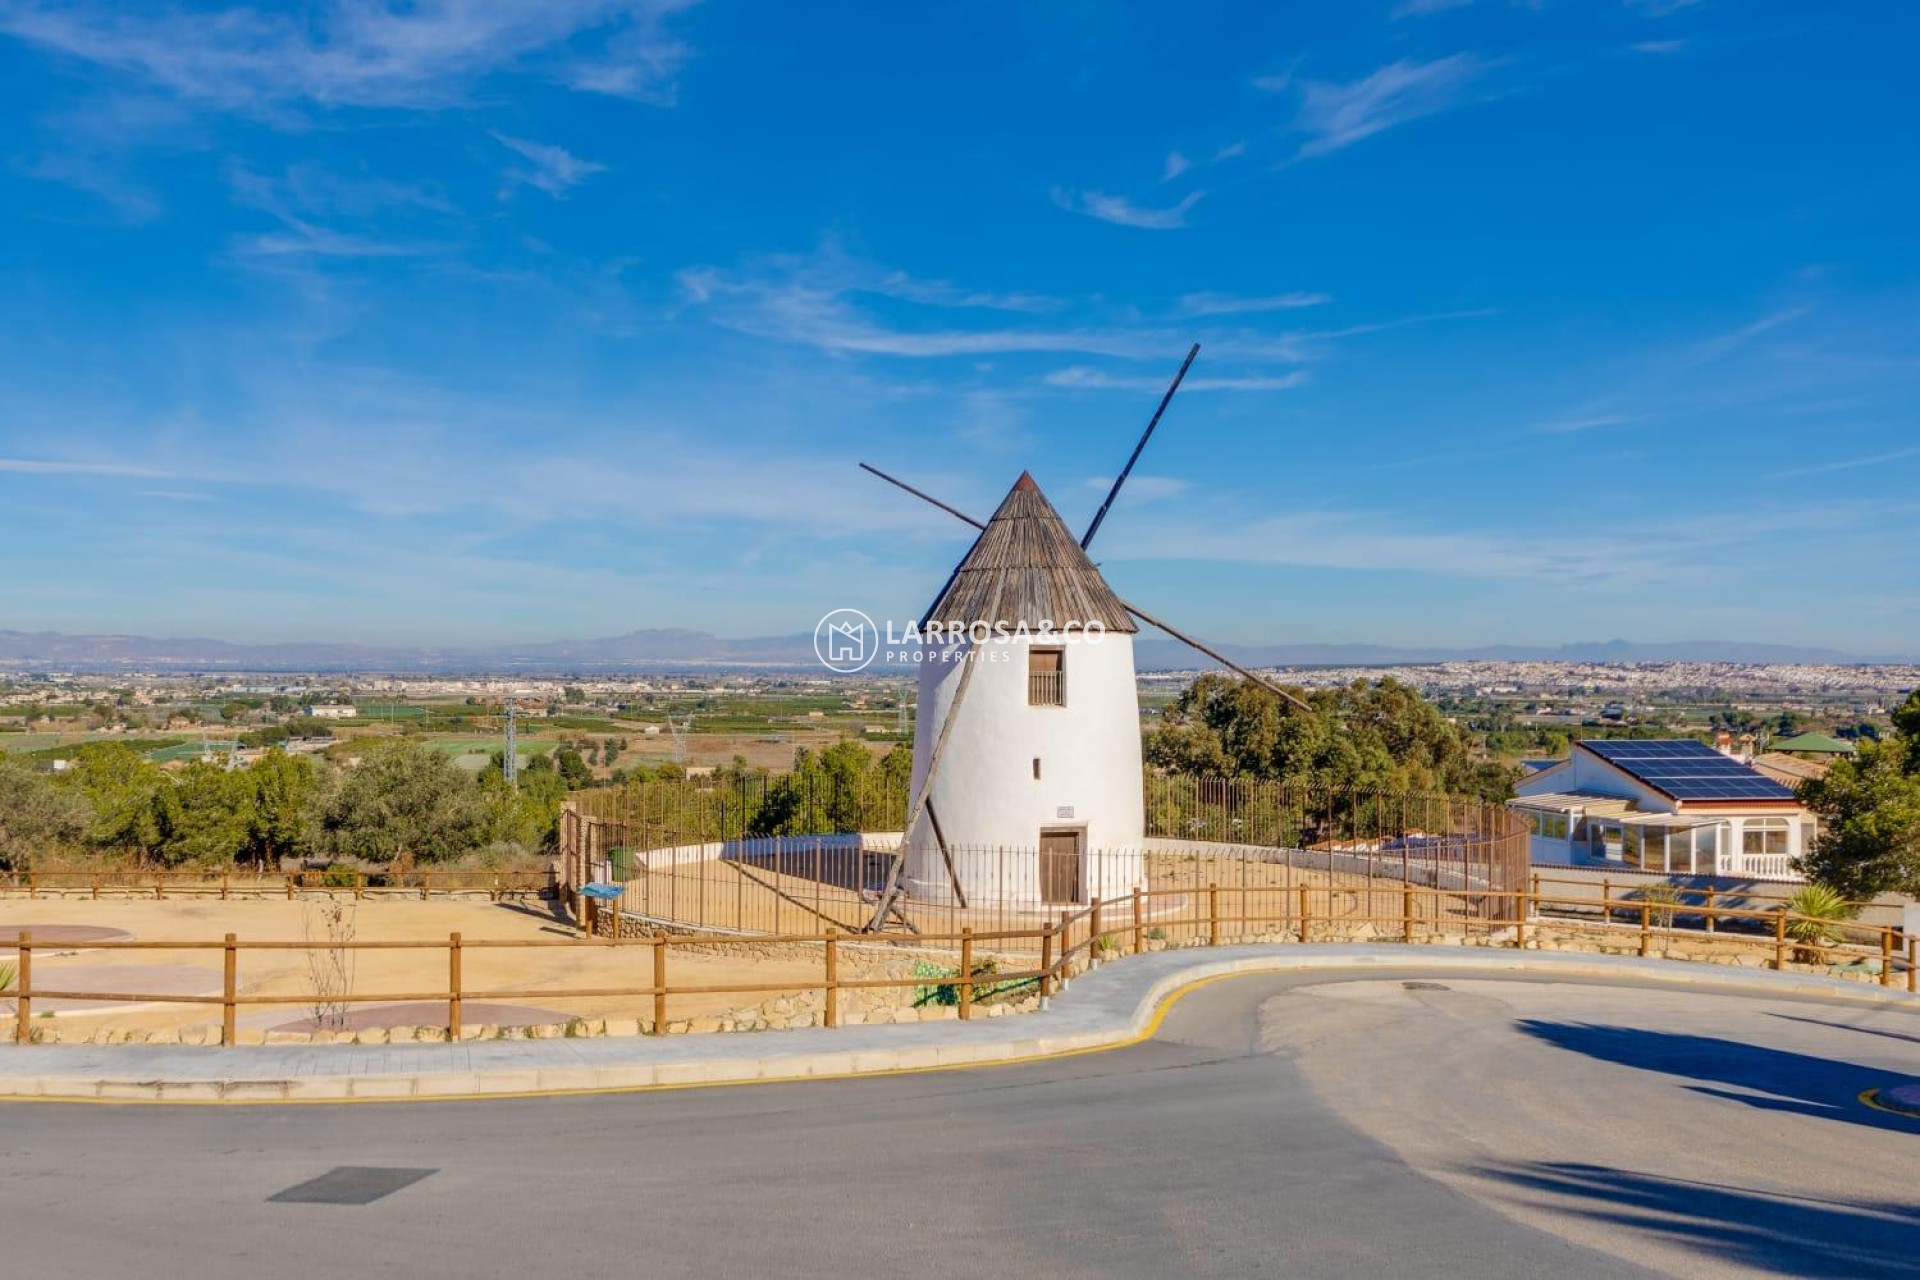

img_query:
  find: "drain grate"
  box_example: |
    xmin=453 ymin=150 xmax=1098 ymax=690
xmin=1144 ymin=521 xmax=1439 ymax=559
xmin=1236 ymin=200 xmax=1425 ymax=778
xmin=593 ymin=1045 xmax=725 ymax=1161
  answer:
xmin=268 ymin=1167 xmax=437 ymax=1205
xmin=1401 ymin=981 xmax=1450 ymax=991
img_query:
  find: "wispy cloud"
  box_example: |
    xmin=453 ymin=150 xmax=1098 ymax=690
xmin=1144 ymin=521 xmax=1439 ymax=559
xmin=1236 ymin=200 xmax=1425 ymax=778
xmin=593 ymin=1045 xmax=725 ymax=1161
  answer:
xmin=1051 ymin=187 xmax=1202 ymax=230
xmin=1046 ymin=367 xmax=1308 ymax=393
xmin=0 ymin=1 xmax=699 ymax=112
xmin=1290 ymin=54 xmax=1496 ymax=159
xmin=1531 ymin=412 xmax=1642 ymax=435
xmin=1082 ymin=474 xmax=1189 ymax=501
xmin=1392 ymin=0 xmax=1475 ymax=18
xmin=1632 ymin=39 xmax=1688 ymax=55
xmin=677 ymin=249 xmax=1316 ymax=363
xmin=1768 ymin=447 xmax=1920 ymax=481
xmin=136 ymin=490 xmax=215 ymax=502
xmin=1211 ymin=141 xmax=1247 ymax=163
xmin=0 ymin=457 xmax=176 ymax=478
xmin=1176 ymin=291 xmax=1332 ymax=317
xmin=492 ymin=133 xmax=607 ymax=198
xmin=225 ymin=165 xmax=433 ymax=257
xmin=1162 ymin=151 xmax=1190 ymax=182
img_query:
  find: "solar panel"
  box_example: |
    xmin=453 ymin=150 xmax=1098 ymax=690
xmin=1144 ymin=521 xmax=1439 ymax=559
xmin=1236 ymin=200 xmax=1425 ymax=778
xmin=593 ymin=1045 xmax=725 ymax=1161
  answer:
xmin=1576 ymin=739 xmax=1796 ymax=801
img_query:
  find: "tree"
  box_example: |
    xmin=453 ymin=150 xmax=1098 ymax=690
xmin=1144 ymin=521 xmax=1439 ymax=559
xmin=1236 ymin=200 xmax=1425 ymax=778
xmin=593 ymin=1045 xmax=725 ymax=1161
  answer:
xmin=1797 ymin=738 xmax=1920 ymax=899
xmin=563 ymin=685 xmax=586 ymax=705
xmin=0 ymin=755 xmax=89 ymax=869
xmin=1892 ymin=688 xmax=1920 ymax=773
xmin=321 ymin=740 xmax=486 ymax=865
xmin=245 ymin=748 xmax=325 ymax=866
xmin=58 ymin=742 xmax=165 ymax=859
xmin=554 ymin=746 xmax=594 ymax=789
xmin=151 ymin=762 xmax=256 ymax=868
xmin=1144 ymin=675 xmax=1516 ymax=800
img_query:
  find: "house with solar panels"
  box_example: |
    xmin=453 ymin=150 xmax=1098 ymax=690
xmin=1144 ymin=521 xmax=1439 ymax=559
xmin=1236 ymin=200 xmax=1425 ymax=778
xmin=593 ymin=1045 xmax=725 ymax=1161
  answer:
xmin=1509 ymin=739 xmax=1815 ymax=880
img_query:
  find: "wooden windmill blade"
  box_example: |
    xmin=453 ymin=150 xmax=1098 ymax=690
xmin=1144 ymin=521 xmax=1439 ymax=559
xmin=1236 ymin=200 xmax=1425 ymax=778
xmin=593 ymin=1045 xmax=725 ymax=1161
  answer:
xmin=863 ymin=573 xmax=1003 ymax=932
xmin=1081 ymin=342 xmax=1199 ymax=550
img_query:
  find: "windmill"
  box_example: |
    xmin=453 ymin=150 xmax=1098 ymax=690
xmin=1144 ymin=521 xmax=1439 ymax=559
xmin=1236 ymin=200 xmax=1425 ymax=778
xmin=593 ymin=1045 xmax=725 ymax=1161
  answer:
xmin=859 ymin=344 xmax=1311 ymax=931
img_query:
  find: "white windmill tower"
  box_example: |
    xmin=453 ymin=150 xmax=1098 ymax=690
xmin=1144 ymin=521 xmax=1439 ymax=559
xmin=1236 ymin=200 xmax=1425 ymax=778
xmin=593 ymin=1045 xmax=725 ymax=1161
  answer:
xmin=860 ymin=346 xmax=1314 ymax=928
xmin=901 ymin=472 xmax=1144 ymax=907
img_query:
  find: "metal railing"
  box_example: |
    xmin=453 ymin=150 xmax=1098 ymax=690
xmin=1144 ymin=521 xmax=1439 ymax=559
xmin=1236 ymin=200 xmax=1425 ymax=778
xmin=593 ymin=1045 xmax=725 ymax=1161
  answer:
xmin=1028 ymin=669 xmax=1064 ymax=706
xmin=6 ymin=884 xmax=1910 ymax=1047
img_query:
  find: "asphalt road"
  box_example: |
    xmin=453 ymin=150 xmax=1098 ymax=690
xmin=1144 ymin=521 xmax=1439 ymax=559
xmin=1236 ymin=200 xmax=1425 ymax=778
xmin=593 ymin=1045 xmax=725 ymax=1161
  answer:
xmin=2 ymin=970 xmax=1915 ymax=1279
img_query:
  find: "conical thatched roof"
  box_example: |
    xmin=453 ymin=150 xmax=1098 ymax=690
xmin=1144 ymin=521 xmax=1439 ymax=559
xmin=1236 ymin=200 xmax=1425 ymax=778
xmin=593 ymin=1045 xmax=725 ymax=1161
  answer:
xmin=922 ymin=472 xmax=1137 ymax=633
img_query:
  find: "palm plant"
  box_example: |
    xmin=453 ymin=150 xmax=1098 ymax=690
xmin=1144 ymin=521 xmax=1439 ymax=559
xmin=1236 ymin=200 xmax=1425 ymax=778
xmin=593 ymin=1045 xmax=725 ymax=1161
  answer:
xmin=1782 ymin=883 xmax=1853 ymax=963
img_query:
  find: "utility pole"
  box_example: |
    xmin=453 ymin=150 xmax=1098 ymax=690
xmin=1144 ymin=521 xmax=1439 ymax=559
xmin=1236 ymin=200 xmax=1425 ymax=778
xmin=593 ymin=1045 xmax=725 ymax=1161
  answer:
xmin=503 ymin=695 xmax=519 ymax=787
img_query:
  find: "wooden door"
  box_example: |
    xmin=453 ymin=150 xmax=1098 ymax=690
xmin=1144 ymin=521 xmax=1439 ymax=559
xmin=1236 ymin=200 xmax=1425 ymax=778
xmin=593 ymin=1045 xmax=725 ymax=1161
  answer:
xmin=1039 ymin=828 xmax=1083 ymax=904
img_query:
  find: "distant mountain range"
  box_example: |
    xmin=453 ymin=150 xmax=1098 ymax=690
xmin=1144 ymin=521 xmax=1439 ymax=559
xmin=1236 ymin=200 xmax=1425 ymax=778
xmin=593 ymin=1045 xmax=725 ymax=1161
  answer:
xmin=0 ymin=629 xmax=1905 ymax=673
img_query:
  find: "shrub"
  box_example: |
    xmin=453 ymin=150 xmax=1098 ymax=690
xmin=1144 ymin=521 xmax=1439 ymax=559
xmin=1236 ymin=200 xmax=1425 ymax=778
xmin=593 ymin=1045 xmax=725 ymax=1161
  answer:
xmin=1782 ymin=883 xmax=1854 ymax=963
xmin=1631 ymin=882 xmax=1685 ymax=929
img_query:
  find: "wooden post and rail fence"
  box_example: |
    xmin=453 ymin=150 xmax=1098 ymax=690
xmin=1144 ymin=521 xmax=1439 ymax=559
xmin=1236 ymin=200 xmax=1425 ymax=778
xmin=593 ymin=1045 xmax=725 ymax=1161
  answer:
xmin=5 ymin=885 xmax=1913 ymax=1048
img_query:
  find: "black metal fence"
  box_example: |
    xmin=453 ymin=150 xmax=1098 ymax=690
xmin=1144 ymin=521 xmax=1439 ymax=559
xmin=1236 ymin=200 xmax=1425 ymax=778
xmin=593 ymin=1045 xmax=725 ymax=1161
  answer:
xmin=557 ymin=774 xmax=1531 ymax=943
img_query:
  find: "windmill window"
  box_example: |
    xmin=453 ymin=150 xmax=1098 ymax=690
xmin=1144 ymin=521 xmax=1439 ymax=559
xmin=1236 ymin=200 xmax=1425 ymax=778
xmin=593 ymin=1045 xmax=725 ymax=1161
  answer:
xmin=1028 ymin=648 xmax=1065 ymax=706
xmin=1033 ymin=757 xmax=1042 ymax=780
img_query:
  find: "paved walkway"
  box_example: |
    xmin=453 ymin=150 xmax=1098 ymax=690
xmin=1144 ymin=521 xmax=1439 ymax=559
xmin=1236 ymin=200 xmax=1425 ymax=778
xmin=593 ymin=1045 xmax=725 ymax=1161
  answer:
xmin=2 ymin=945 xmax=1914 ymax=1103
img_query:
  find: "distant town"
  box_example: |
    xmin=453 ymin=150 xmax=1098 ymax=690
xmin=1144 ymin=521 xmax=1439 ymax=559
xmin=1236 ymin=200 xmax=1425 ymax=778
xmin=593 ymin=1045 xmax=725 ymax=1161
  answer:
xmin=5 ymin=660 xmax=1913 ymax=782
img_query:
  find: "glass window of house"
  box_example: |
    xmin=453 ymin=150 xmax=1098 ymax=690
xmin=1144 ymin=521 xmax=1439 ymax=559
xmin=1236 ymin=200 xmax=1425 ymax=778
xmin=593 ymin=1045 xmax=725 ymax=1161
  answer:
xmin=1742 ymin=818 xmax=1789 ymax=857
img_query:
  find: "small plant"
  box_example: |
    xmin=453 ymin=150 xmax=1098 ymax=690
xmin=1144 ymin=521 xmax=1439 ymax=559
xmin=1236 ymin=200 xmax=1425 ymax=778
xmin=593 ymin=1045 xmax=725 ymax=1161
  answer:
xmin=1782 ymin=884 xmax=1853 ymax=964
xmin=1632 ymin=883 xmax=1685 ymax=930
xmin=1093 ymin=933 xmax=1119 ymax=958
xmin=1146 ymin=926 xmax=1167 ymax=942
xmin=0 ymin=961 xmax=15 ymax=994
xmin=302 ymin=899 xmax=357 ymax=1030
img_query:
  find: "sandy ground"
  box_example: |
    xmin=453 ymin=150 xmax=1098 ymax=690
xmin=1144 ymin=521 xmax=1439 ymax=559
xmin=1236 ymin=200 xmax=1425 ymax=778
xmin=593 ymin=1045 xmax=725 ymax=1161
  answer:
xmin=617 ymin=852 xmax=1469 ymax=943
xmin=0 ymin=897 xmax=825 ymax=1037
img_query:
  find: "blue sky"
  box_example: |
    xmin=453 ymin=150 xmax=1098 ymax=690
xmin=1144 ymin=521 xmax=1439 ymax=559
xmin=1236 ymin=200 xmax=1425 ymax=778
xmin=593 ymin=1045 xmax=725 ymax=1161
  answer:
xmin=1 ymin=1 xmax=1916 ymax=653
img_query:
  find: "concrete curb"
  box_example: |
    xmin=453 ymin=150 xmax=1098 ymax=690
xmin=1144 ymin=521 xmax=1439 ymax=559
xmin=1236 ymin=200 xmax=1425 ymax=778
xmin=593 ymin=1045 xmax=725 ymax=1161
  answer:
xmin=2 ymin=944 xmax=1914 ymax=1105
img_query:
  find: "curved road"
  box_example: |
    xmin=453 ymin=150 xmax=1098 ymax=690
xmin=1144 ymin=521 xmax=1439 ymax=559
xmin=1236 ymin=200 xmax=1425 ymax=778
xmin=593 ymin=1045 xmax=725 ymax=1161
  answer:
xmin=3 ymin=970 xmax=1915 ymax=1278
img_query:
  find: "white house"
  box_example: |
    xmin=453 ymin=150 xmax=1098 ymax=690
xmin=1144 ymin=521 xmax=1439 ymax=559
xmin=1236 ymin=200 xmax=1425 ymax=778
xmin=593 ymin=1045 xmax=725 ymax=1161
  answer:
xmin=1510 ymin=739 xmax=1815 ymax=880
xmin=303 ymin=703 xmax=358 ymax=720
xmin=903 ymin=473 xmax=1144 ymax=908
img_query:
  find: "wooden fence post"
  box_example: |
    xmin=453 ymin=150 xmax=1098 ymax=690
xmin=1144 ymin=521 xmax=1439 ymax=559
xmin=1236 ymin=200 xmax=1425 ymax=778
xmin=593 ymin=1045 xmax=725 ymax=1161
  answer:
xmin=154 ymin=874 xmax=164 ymax=901
xmin=14 ymin=931 xmax=30 ymax=1043
xmin=1402 ymin=886 xmax=1414 ymax=942
xmin=958 ymin=927 xmax=973 ymax=1020
xmin=422 ymin=872 xmax=431 ymax=901
xmin=1516 ymin=884 xmax=1528 ymax=949
xmin=652 ymin=933 xmax=668 ymax=1033
xmin=221 ymin=871 xmax=230 ymax=901
xmin=1908 ymin=938 xmax=1916 ymax=995
xmin=222 ymin=933 xmax=237 ymax=1046
xmin=354 ymin=872 xmax=365 ymax=902
xmin=1298 ymin=884 xmax=1310 ymax=943
xmin=1881 ymin=929 xmax=1894 ymax=988
xmin=1773 ymin=911 xmax=1787 ymax=971
xmin=448 ymin=932 xmax=462 ymax=1039
xmin=1090 ymin=897 xmax=1104 ymax=960
xmin=1208 ymin=884 xmax=1220 ymax=947
xmin=823 ymin=929 xmax=839 ymax=1028
xmin=286 ymin=875 xmax=295 ymax=901
xmin=1601 ymin=877 xmax=1611 ymax=925
xmin=1131 ymin=887 xmax=1143 ymax=955
xmin=27 ymin=871 xmax=35 ymax=900
xmin=1039 ymin=917 xmax=1054 ymax=999
xmin=91 ymin=874 xmax=99 ymax=901
xmin=1639 ymin=902 xmax=1651 ymax=957
xmin=1704 ymin=887 xmax=1716 ymax=934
